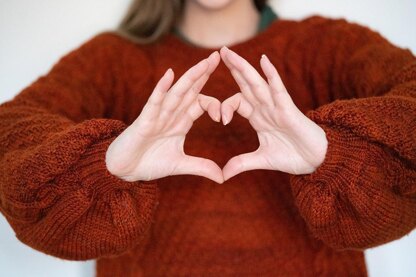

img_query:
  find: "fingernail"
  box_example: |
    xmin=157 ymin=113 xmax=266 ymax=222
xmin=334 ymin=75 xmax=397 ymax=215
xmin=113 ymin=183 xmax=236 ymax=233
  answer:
xmin=209 ymin=51 xmax=218 ymax=59
xmin=223 ymin=116 xmax=229 ymax=125
xmin=227 ymin=49 xmax=239 ymax=60
xmin=261 ymin=54 xmax=269 ymax=61
xmin=164 ymin=68 xmax=173 ymax=77
xmin=199 ymin=58 xmax=210 ymax=68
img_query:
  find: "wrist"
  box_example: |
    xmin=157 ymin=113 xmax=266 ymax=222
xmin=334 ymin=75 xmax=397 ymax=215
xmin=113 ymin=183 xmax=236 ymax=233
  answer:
xmin=313 ymin=126 xmax=328 ymax=171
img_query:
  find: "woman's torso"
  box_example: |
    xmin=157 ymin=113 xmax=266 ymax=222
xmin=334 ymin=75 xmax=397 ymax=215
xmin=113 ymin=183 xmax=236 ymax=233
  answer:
xmin=96 ymin=18 xmax=367 ymax=276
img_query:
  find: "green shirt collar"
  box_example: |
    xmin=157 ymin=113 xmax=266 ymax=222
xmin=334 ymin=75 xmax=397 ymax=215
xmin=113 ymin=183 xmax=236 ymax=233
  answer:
xmin=173 ymin=4 xmax=278 ymax=45
xmin=258 ymin=4 xmax=278 ymax=32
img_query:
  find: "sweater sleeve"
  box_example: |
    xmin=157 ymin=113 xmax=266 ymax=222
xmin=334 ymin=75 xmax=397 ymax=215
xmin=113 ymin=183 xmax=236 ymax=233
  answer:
xmin=0 ymin=32 xmax=159 ymax=260
xmin=288 ymin=16 xmax=416 ymax=250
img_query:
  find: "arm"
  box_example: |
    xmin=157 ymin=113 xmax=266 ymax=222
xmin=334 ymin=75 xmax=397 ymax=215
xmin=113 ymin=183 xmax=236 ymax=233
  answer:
xmin=289 ymin=16 xmax=416 ymax=250
xmin=0 ymin=33 xmax=159 ymax=260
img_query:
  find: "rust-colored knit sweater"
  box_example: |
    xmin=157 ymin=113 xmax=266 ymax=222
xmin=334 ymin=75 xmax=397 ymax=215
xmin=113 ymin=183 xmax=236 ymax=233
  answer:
xmin=1 ymin=15 xmax=415 ymax=276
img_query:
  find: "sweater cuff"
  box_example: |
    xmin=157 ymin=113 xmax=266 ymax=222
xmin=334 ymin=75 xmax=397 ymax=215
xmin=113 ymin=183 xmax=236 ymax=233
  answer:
xmin=293 ymin=123 xmax=365 ymax=182
xmin=289 ymin=123 xmax=367 ymax=227
xmin=288 ymin=121 xmax=416 ymax=250
xmin=75 ymin=135 xmax=158 ymax=197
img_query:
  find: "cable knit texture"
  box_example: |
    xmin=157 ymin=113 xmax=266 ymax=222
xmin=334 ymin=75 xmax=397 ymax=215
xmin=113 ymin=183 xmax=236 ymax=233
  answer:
xmin=0 ymin=15 xmax=415 ymax=276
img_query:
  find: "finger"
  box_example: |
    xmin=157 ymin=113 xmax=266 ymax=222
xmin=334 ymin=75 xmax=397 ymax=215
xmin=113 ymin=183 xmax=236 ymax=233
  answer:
xmin=260 ymin=54 xmax=294 ymax=108
xmin=221 ymin=93 xmax=253 ymax=125
xmin=147 ymin=68 xmax=174 ymax=105
xmin=222 ymin=149 xmax=270 ymax=181
xmin=161 ymin=57 xmax=210 ymax=112
xmin=221 ymin=47 xmax=273 ymax=104
xmin=197 ymin=94 xmax=221 ymax=122
xmin=172 ymin=155 xmax=224 ymax=184
xmin=132 ymin=68 xmax=174 ymax=125
xmin=220 ymin=47 xmax=259 ymax=105
xmin=177 ymin=51 xmax=220 ymax=112
xmin=186 ymin=94 xmax=221 ymax=123
xmin=190 ymin=51 xmax=220 ymax=96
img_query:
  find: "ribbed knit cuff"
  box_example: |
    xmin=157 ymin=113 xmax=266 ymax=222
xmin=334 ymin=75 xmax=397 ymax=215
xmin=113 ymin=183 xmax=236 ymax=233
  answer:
xmin=76 ymin=135 xmax=158 ymax=198
xmin=292 ymin=123 xmax=365 ymax=180
xmin=289 ymin=122 xmax=416 ymax=249
xmin=290 ymin=123 xmax=367 ymax=228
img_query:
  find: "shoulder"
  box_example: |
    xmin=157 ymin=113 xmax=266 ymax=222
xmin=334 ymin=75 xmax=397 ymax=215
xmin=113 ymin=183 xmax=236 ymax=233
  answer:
xmin=265 ymin=14 xmax=389 ymax=51
xmin=265 ymin=14 xmax=378 ymax=41
xmin=63 ymin=30 xmax=153 ymax=65
xmin=297 ymin=15 xmax=386 ymax=42
xmin=47 ymin=31 xmax=155 ymax=86
xmin=298 ymin=14 xmax=367 ymax=29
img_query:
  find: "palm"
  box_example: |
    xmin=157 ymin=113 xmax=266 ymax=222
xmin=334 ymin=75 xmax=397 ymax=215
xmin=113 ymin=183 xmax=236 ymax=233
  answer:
xmin=121 ymin=116 xmax=201 ymax=182
xmin=220 ymin=47 xmax=328 ymax=180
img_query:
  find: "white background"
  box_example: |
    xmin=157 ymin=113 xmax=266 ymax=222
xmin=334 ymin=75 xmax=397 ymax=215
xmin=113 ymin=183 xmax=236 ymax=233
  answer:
xmin=0 ymin=0 xmax=415 ymax=276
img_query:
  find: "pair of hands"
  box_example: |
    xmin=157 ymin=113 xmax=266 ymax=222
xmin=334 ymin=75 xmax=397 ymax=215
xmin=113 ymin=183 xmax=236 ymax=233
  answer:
xmin=105 ymin=47 xmax=328 ymax=184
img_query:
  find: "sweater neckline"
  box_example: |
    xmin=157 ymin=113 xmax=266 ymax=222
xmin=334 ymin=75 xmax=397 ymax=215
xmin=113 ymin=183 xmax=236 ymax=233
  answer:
xmin=162 ymin=17 xmax=283 ymax=55
xmin=172 ymin=5 xmax=278 ymax=48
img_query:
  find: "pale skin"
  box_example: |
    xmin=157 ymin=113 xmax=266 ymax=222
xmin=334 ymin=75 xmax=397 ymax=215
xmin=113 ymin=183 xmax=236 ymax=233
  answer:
xmin=105 ymin=0 xmax=328 ymax=183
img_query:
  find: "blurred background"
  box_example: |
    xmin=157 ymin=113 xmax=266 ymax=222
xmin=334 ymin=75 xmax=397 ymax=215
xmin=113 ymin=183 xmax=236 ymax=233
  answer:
xmin=0 ymin=0 xmax=415 ymax=276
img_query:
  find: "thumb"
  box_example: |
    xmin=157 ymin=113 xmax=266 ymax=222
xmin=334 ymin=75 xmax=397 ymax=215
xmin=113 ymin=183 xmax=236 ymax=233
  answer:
xmin=172 ymin=154 xmax=224 ymax=184
xmin=222 ymin=149 xmax=267 ymax=181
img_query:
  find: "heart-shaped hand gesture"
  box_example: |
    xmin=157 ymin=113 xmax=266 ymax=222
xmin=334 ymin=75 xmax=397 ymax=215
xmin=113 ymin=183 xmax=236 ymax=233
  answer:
xmin=106 ymin=49 xmax=328 ymax=184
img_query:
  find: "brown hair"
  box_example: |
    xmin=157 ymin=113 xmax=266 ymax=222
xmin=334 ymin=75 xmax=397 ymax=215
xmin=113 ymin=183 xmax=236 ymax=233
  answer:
xmin=115 ymin=0 xmax=267 ymax=44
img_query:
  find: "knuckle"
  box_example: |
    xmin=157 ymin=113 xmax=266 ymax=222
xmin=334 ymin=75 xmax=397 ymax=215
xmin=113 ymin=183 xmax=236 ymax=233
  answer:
xmin=252 ymin=83 xmax=263 ymax=91
xmin=190 ymin=84 xmax=201 ymax=94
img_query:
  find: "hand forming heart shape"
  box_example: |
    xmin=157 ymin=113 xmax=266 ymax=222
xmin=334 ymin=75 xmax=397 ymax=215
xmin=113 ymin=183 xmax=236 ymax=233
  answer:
xmin=105 ymin=47 xmax=328 ymax=184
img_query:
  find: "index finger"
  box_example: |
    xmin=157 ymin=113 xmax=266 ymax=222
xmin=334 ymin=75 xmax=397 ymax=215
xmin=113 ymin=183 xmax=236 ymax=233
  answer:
xmin=221 ymin=47 xmax=273 ymax=104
